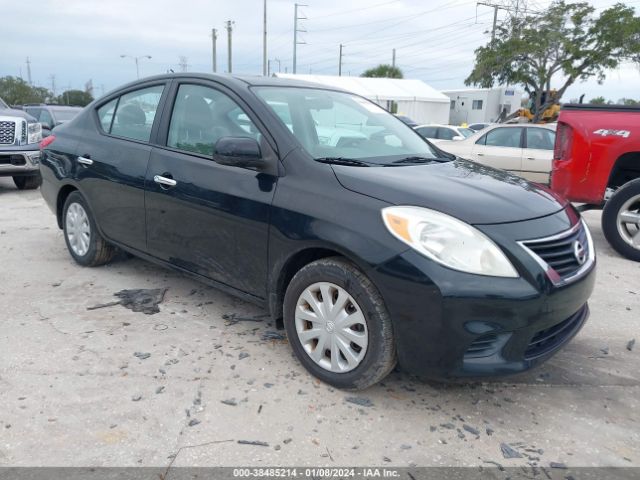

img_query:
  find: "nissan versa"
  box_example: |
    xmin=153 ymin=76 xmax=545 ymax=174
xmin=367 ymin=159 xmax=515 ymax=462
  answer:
xmin=39 ymin=74 xmax=596 ymax=389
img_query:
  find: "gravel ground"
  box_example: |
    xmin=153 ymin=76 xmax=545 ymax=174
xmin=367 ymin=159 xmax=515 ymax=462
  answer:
xmin=0 ymin=177 xmax=638 ymax=468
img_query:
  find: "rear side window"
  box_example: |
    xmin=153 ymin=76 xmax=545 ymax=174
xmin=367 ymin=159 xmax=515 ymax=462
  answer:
xmin=526 ymin=127 xmax=555 ymax=150
xmin=100 ymin=85 xmax=164 ymax=142
xmin=97 ymin=99 xmax=118 ymax=132
xmin=478 ymin=127 xmax=523 ymax=148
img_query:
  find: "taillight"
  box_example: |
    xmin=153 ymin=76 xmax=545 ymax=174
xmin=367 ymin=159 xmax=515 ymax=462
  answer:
xmin=40 ymin=134 xmax=56 ymax=150
xmin=553 ymin=123 xmax=573 ymax=161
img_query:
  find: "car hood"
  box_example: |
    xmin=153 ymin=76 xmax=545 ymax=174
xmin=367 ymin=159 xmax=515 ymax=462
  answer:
xmin=332 ymin=159 xmax=567 ymax=225
xmin=0 ymin=108 xmax=36 ymax=121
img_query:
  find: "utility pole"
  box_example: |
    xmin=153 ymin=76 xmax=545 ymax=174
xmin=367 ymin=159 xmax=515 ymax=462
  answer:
xmin=226 ymin=20 xmax=234 ymax=73
xmin=120 ymin=55 xmax=152 ymax=79
xmin=49 ymin=74 xmax=56 ymax=97
xmin=178 ymin=56 xmax=189 ymax=72
xmin=338 ymin=44 xmax=344 ymax=76
xmin=477 ymin=0 xmax=534 ymax=39
xmin=263 ymin=0 xmax=267 ymax=76
xmin=211 ymin=28 xmax=218 ymax=72
xmin=392 ymin=48 xmax=396 ymax=68
xmin=293 ymin=3 xmax=307 ymax=74
xmin=26 ymin=57 xmax=32 ymax=85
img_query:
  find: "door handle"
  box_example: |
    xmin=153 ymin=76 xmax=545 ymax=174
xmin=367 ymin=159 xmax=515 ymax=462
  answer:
xmin=77 ymin=156 xmax=93 ymax=166
xmin=526 ymin=157 xmax=536 ymax=160
xmin=154 ymin=175 xmax=177 ymax=187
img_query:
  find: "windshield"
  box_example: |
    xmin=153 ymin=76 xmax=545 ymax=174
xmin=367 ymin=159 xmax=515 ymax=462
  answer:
xmin=459 ymin=127 xmax=475 ymax=138
xmin=51 ymin=108 xmax=80 ymax=122
xmin=254 ymin=87 xmax=444 ymax=164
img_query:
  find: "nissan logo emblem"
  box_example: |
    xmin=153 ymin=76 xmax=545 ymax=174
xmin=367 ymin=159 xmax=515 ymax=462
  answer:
xmin=573 ymin=240 xmax=587 ymax=265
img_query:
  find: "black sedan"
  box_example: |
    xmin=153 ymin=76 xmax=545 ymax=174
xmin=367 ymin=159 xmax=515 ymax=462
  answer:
xmin=39 ymin=73 xmax=595 ymax=389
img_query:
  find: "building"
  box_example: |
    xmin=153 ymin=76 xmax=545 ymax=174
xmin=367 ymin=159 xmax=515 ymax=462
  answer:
xmin=442 ymin=87 xmax=523 ymax=125
xmin=274 ymin=74 xmax=451 ymax=124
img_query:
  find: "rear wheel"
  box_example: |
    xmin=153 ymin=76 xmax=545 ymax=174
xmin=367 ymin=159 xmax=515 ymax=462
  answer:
xmin=13 ymin=174 xmax=41 ymax=190
xmin=602 ymin=179 xmax=640 ymax=262
xmin=62 ymin=191 xmax=116 ymax=266
xmin=283 ymin=257 xmax=396 ymax=390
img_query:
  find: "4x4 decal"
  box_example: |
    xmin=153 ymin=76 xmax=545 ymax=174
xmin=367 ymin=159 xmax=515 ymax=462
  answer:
xmin=593 ymin=129 xmax=631 ymax=138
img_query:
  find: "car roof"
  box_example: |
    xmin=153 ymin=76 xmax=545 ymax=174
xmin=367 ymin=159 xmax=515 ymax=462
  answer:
xmin=106 ymin=72 xmax=351 ymax=96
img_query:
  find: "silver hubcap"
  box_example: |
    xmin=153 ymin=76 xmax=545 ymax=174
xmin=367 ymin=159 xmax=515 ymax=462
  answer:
xmin=616 ymin=194 xmax=640 ymax=250
xmin=65 ymin=203 xmax=91 ymax=257
xmin=294 ymin=282 xmax=368 ymax=373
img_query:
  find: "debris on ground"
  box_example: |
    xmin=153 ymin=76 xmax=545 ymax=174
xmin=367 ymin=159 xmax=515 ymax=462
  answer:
xmin=131 ymin=395 xmax=142 ymax=402
xmin=550 ymin=462 xmax=567 ymax=469
xmin=223 ymin=313 xmax=269 ymax=326
xmin=237 ymin=440 xmax=269 ymax=447
xmin=345 ymin=396 xmax=374 ymax=407
xmin=627 ymin=339 xmax=636 ymax=351
xmin=188 ymin=419 xmax=200 ymax=427
xmin=261 ymin=331 xmax=286 ymax=341
xmin=483 ymin=460 xmax=505 ymax=471
xmin=155 ymin=386 xmax=165 ymax=394
xmin=463 ymin=424 xmax=480 ymax=436
xmin=133 ymin=352 xmax=151 ymax=360
xmin=221 ymin=399 xmax=238 ymax=406
xmin=87 ymin=288 xmax=168 ymax=315
xmin=239 ymin=352 xmax=250 ymax=360
xmin=500 ymin=443 xmax=523 ymax=459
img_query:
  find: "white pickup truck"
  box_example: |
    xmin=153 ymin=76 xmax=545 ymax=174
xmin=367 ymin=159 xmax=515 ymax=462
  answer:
xmin=0 ymin=96 xmax=42 ymax=189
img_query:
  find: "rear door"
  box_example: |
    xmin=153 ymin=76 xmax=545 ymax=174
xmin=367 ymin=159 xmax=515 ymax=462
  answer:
xmin=522 ymin=126 xmax=555 ymax=183
xmin=77 ymin=83 xmax=167 ymax=251
xmin=144 ymin=81 xmax=278 ymax=297
xmin=471 ymin=126 xmax=524 ymax=174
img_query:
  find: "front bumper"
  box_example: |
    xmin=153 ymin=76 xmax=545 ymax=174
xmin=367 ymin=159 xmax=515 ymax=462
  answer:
xmin=0 ymin=145 xmax=40 ymax=176
xmin=366 ymin=207 xmax=596 ymax=379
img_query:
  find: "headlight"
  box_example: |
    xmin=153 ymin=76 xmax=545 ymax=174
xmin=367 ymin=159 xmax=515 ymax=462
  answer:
xmin=27 ymin=122 xmax=42 ymax=145
xmin=382 ymin=206 xmax=518 ymax=278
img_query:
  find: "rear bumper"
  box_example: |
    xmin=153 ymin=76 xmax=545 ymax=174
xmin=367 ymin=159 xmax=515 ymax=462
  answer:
xmin=0 ymin=146 xmax=40 ymax=176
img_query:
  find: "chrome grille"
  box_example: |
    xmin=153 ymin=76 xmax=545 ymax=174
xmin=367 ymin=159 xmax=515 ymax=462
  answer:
xmin=0 ymin=121 xmax=15 ymax=144
xmin=520 ymin=221 xmax=593 ymax=285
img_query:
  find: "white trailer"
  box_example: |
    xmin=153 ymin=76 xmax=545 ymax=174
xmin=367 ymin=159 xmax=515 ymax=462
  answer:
xmin=442 ymin=87 xmax=523 ymax=125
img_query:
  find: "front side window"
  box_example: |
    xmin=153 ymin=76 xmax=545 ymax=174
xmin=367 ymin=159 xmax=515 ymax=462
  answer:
xmin=109 ymin=85 xmax=164 ymax=142
xmin=167 ymin=84 xmax=260 ymax=156
xmin=255 ymin=87 xmax=443 ymax=164
xmin=39 ymin=109 xmax=54 ymax=128
xmin=438 ymin=128 xmax=456 ymax=140
xmin=416 ymin=126 xmax=437 ymax=138
xmin=526 ymin=127 xmax=555 ymax=150
xmin=478 ymin=127 xmax=523 ymax=148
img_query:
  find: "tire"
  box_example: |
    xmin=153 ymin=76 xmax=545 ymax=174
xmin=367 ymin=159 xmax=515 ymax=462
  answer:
xmin=13 ymin=174 xmax=41 ymax=190
xmin=283 ymin=257 xmax=396 ymax=390
xmin=602 ymin=178 xmax=640 ymax=262
xmin=62 ymin=191 xmax=116 ymax=266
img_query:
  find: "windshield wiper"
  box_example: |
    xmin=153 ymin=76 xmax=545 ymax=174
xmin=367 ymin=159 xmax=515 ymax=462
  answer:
xmin=390 ymin=156 xmax=450 ymax=165
xmin=315 ymin=157 xmax=371 ymax=167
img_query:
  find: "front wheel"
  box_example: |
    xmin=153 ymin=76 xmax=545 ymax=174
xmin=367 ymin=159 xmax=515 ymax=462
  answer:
xmin=13 ymin=174 xmax=41 ymax=190
xmin=602 ymin=178 xmax=640 ymax=262
xmin=62 ymin=191 xmax=116 ymax=266
xmin=283 ymin=257 xmax=396 ymax=390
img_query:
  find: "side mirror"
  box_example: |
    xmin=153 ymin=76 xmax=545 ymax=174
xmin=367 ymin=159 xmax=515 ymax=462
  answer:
xmin=213 ymin=136 xmax=267 ymax=170
xmin=41 ymin=125 xmax=52 ymax=137
xmin=452 ymin=135 xmax=464 ymax=141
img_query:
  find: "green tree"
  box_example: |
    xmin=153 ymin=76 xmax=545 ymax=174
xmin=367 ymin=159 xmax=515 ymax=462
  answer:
xmin=618 ymin=98 xmax=639 ymax=105
xmin=465 ymin=1 xmax=640 ymax=122
xmin=589 ymin=96 xmax=607 ymax=104
xmin=361 ymin=64 xmax=403 ymax=79
xmin=0 ymin=76 xmax=50 ymax=105
xmin=57 ymin=89 xmax=93 ymax=107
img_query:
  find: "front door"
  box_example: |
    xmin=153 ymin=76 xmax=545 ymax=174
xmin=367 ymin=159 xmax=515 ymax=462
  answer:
xmin=145 ymin=82 xmax=277 ymax=298
xmin=471 ymin=126 xmax=524 ymax=174
xmin=522 ymin=127 xmax=556 ymax=184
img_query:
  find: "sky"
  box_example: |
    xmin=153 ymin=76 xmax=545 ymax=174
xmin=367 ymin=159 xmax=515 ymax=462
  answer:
xmin=1 ymin=0 xmax=639 ymax=102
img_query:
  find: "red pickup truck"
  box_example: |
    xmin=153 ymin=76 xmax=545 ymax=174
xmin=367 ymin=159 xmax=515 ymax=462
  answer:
xmin=551 ymin=104 xmax=640 ymax=261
